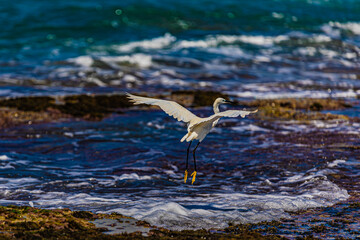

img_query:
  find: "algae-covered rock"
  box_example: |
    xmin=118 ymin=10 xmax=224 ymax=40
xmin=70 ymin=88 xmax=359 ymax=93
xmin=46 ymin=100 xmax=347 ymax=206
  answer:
xmin=240 ymin=98 xmax=352 ymax=111
xmin=236 ymin=98 xmax=353 ymax=122
xmin=0 ymin=107 xmax=69 ymax=129
xmin=0 ymin=205 xmax=285 ymax=239
xmin=255 ymin=104 xmax=350 ymax=121
xmin=0 ymin=92 xmax=355 ymax=128
xmin=0 ymin=94 xmax=132 ymax=121
xmin=0 ymin=96 xmax=54 ymax=112
xmin=0 ymin=206 xmax=110 ymax=239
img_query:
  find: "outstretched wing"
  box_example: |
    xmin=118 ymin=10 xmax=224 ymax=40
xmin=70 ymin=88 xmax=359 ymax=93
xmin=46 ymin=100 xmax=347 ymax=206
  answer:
xmin=189 ymin=109 xmax=258 ymax=131
xmin=126 ymin=93 xmax=199 ymax=123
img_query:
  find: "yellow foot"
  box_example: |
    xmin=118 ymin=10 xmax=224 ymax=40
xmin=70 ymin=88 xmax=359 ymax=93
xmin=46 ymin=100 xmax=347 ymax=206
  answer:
xmin=191 ymin=171 xmax=197 ymax=185
xmin=184 ymin=170 xmax=188 ymax=183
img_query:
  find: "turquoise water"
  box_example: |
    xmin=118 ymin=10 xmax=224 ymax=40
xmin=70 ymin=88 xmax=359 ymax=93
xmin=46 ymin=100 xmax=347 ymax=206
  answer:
xmin=1 ymin=0 xmax=360 ymax=96
xmin=0 ymin=0 xmax=360 ymax=97
xmin=2 ymin=0 xmax=360 ymax=61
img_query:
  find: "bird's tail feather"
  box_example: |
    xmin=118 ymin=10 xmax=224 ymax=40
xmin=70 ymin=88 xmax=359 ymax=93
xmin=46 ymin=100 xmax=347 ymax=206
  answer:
xmin=186 ymin=132 xmax=197 ymax=142
xmin=180 ymin=133 xmax=189 ymax=142
xmin=180 ymin=132 xmax=198 ymax=142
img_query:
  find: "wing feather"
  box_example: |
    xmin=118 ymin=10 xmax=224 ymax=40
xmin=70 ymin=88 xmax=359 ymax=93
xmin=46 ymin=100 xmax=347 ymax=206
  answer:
xmin=126 ymin=93 xmax=198 ymax=123
xmin=189 ymin=109 xmax=258 ymax=131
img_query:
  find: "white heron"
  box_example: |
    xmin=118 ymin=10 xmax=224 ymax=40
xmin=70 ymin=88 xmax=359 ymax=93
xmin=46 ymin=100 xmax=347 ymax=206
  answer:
xmin=126 ymin=93 xmax=258 ymax=184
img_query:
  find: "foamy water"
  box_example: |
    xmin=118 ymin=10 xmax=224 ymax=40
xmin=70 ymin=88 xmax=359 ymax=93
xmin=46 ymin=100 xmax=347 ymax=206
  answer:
xmin=1 ymin=25 xmax=360 ymax=98
xmin=0 ymin=110 xmax=357 ymax=230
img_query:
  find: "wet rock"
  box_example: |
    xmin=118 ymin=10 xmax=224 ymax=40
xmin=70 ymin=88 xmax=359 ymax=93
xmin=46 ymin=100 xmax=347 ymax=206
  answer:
xmin=238 ymin=98 xmax=353 ymax=122
xmin=0 ymin=107 xmax=70 ymax=129
xmin=255 ymin=105 xmax=349 ymax=121
xmin=0 ymin=94 xmax=132 ymax=122
xmin=0 ymin=92 xmax=356 ymax=130
xmin=0 ymin=205 xmax=283 ymax=239
xmin=0 ymin=205 xmax=110 ymax=239
xmin=0 ymin=96 xmax=54 ymax=112
xmin=57 ymin=94 xmax=132 ymax=119
xmin=240 ymin=98 xmax=352 ymax=111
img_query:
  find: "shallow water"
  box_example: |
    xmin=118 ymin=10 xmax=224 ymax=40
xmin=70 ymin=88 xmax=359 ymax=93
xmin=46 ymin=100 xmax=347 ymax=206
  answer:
xmin=0 ymin=0 xmax=360 ymax=236
xmin=0 ymin=108 xmax=358 ymax=230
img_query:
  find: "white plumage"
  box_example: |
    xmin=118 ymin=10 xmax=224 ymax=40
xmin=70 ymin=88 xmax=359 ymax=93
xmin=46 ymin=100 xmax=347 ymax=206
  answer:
xmin=126 ymin=93 xmax=258 ymax=142
xmin=126 ymin=92 xmax=258 ymax=184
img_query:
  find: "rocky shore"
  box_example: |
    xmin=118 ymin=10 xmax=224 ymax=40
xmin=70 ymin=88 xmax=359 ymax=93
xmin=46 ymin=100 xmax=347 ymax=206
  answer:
xmin=0 ymin=90 xmax=356 ymax=128
xmin=0 ymin=193 xmax=359 ymax=239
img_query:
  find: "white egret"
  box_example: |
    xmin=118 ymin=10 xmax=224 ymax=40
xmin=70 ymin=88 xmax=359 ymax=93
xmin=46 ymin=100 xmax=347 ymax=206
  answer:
xmin=126 ymin=93 xmax=258 ymax=184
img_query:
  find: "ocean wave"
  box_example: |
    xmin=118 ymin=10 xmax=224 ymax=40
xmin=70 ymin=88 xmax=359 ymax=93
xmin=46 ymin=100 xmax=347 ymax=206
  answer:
xmin=232 ymin=89 xmax=359 ymax=99
xmin=68 ymin=54 xmax=152 ymax=68
xmin=322 ymin=21 xmax=360 ymax=36
xmin=175 ymin=34 xmax=289 ymax=49
xmin=231 ymin=124 xmax=270 ymax=133
xmin=113 ymin=33 xmax=176 ymax=52
xmin=93 ymin=31 xmax=339 ymax=57
xmin=101 ymin=181 xmax=348 ymax=230
xmin=116 ymin=173 xmax=152 ymax=181
xmin=0 ymin=155 xmax=11 ymax=161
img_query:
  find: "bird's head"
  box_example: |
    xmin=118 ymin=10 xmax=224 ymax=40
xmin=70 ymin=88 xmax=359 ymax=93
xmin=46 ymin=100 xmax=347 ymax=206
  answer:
xmin=213 ymin=97 xmax=235 ymax=113
xmin=214 ymin=97 xmax=234 ymax=105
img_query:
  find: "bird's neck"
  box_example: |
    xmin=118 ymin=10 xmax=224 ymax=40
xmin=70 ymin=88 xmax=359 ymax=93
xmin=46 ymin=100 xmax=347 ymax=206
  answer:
xmin=213 ymin=103 xmax=220 ymax=114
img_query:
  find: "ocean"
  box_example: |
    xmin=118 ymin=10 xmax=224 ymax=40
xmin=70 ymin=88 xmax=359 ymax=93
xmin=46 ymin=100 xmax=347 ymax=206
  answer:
xmin=0 ymin=0 xmax=359 ymax=237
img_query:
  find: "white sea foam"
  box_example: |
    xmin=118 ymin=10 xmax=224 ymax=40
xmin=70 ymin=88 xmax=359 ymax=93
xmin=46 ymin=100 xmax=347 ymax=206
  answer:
xmin=114 ymin=33 xmax=176 ymax=52
xmin=176 ymin=34 xmax=289 ymax=49
xmin=233 ymin=89 xmax=359 ymax=99
xmin=99 ymin=54 xmax=152 ymax=68
xmin=0 ymin=155 xmax=11 ymax=161
xmin=328 ymin=159 xmax=346 ymax=168
xmin=116 ymin=173 xmax=152 ymax=181
xmin=102 ymin=183 xmax=348 ymax=230
xmin=67 ymin=54 xmax=152 ymax=69
xmin=310 ymin=34 xmax=332 ymax=43
xmin=0 ymin=177 xmax=40 ymax=189
xmin=232 ymin=124 xmax=270 ymax=133
xmin=68 ymin=55 xmax=94 ymax=67
xmin=3 ymin=164 xmax=348 ymax=231
xmin=92 ymin=162 xmax=349 ymax=230
xmin=0 ymin=163 xmax=15 ymax=169
xmin=205 ymin=46 xmax=250 ymax=58
xmin=147 ymin=76 xmax=189 ymax=87
xmin=326 ymin=21 xmax=360 ymax=35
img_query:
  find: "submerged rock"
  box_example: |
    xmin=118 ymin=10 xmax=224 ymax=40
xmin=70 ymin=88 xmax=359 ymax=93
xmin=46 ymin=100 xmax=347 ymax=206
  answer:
xmin=239 ymin=98 xmax=354 ymax=122
xmin=240 ymin=98 xmax=352 ymax=111
xmin=0 ymin=94 xmax=132 ymax=122
xmin=0 ymin=92 xmax=356 ymax=130
xmin=0 ymin=107 xmax=70 ymax=129
xmin=1 ymin=196 xmax=359 ymax=239
xmin=0 ymin=205 xmax=282 ymax=239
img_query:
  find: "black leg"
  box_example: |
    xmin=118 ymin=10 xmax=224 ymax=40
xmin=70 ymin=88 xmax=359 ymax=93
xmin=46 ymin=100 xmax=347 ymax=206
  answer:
xmin=192 ymin=142 xmax=200 ymax=171
xmin=186 ymin=141 xmax=192 ymax=171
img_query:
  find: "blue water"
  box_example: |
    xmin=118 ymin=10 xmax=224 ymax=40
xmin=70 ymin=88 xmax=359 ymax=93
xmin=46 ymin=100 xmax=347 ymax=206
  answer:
xmin=0 ymin=0 xmax=360 ymax=97
xmin=0 ymin=0 xmax=360 ymax=236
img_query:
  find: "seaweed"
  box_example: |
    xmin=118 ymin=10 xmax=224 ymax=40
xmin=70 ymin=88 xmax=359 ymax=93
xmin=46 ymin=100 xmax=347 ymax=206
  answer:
xmin=0 ymin=205 xmax=286 ymax=239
